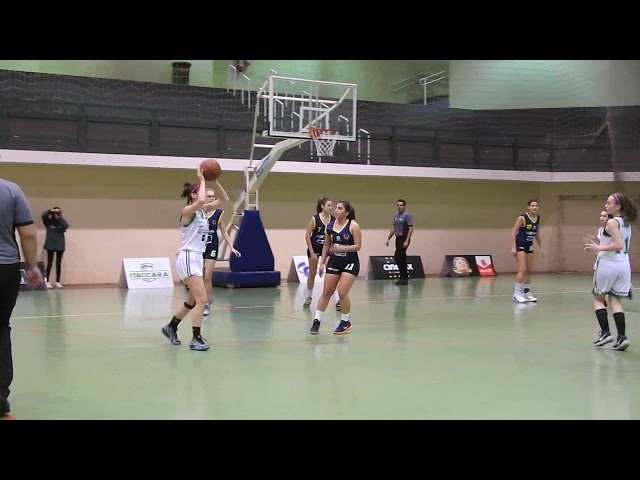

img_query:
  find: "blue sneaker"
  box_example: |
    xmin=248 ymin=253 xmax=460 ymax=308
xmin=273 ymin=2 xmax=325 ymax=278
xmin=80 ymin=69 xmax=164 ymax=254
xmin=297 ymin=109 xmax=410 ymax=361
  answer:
xmin=309 ymin=319 xmax=321 ymax=335
xmin=161 ymin=325 xmax=181 ymax=345
xmin=334 ymin=320 xmax=352 ymax=335
xmin=190 ymin=335 xmax=210 ymax=351
xmin=613 ymin=335 xmax=630 ymax=351
xmin=594 ymin=331 xmax=613 ymax=347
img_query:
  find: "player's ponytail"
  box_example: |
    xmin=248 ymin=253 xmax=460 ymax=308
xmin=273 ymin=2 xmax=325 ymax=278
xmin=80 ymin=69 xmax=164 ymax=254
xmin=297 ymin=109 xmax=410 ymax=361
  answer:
xmin=340 ymin=200 xmax=356 ymax=221
xmin=181 ymin=182 xmax=198 ymax=204
xmin=614 ymin=192 xmax=638 ymax=223
xmin=316 ymin=197 xmax=331 ymax=214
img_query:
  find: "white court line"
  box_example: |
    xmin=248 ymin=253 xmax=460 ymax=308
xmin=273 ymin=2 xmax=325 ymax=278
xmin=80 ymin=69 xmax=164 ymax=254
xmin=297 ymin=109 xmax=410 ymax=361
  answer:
xmin=10 ymin=288 xmax=598 ymax=319
xmin=13 ymin=312 xmax=124 ymax=320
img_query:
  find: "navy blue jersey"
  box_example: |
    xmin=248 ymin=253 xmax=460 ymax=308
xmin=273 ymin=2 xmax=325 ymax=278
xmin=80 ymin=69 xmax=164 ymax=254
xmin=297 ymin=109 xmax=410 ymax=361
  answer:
xmin=327 ymin=218 xmax=358 ymax=262
xmin=310 ymin=213 xmax=333 ymax=249
xmin=206 ymin=209 xmax=223 ymax=244
xmin=515 ymin=213 xmax=540 ymax=244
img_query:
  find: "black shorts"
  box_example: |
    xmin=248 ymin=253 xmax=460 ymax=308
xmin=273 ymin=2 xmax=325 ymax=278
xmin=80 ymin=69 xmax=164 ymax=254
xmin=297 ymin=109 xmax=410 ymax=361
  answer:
xmin=307 ymin=245 xmax=324 ymax=258
xmin=204 ymin=239 xmax=219 ymax=261
xmin=516 ymin=241 xmax=534 ymax=254
xmin=326 ymin=254 xmax=360 ymax=277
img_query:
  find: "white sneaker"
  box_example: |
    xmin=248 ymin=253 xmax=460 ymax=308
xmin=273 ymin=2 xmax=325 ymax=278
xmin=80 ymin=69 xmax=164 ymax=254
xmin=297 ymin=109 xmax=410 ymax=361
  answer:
xmin=54 ymin=282 xmax=63 ymax=288
xmin=46 ymin=282 xmax=53 ymax=289
xmin=203 ymin=303 xmax=210 ymax=316
xmin=523 ymin=292 xmax=537 ymax=302
xmin=512 ymin=292 xmax=528 ymax=303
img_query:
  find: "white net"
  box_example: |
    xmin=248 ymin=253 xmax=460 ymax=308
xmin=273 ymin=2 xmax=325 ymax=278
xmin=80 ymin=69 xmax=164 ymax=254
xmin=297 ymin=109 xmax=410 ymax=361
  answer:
xmin=309 ymin=128 xmax=338 ymax=157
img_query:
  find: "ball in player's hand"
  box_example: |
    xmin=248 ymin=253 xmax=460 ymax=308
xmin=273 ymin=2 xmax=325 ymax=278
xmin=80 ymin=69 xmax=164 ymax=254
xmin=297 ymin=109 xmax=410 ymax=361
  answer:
xmin=200 ymin=159 xmax=221 ymax=181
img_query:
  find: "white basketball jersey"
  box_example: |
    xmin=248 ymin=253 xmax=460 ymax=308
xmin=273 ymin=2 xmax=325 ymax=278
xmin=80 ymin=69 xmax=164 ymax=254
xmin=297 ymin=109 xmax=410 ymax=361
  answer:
xmin=596 ymin=226 xmax=605 ymax=259
xmin=600 ymin=217 xmax=631 ymax=262
xmin=180 ymin=209 xmax=209 ymax=253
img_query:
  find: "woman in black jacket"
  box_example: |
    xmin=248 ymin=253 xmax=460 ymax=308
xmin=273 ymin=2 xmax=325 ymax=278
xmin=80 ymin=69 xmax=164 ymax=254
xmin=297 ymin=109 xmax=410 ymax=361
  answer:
xmin=41 ymin=207 xmax=69 ymax=288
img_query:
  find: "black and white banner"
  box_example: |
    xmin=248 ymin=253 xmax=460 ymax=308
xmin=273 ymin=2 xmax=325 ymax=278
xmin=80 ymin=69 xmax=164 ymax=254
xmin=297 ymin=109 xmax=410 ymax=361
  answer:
xmin=368 ymin=256 xmax=426 ymax=280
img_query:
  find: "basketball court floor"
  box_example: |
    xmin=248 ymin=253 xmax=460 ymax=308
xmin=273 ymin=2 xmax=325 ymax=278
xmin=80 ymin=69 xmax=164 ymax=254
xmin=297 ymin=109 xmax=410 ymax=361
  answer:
xmin=6 ymin=273 xmax=639 ymax=420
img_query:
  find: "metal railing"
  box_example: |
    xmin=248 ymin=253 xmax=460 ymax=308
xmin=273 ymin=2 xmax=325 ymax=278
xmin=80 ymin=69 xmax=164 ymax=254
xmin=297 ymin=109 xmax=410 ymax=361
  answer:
xmin=393 ymin=71 xmax=449 ymax=104
xmin=358 ymin=128 xmax=370 ymax=164
xmin=0 ymin=99 xmax=626 ymax=173
xmin=392 ymin=73 xmax=432 ymax=92
xmin=227 ymin=64 xmax=252 ymax=109
xmin=420 ymin=72 xmax=448 ymax=105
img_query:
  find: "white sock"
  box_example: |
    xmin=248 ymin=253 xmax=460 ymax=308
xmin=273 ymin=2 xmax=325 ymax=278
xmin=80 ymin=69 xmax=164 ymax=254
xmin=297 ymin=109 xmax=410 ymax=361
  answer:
xmin=314 ymin=309 xmax=324 ymax=321
xmin=514 ymin=283 xmax=522 ymax=295
xmin=341 ymin=313 xmax=350 ymax=323
xmin=332 ymin=291 xmax=340 ymax=303
xmin=306 ymin=288 xmax=313 ymax=297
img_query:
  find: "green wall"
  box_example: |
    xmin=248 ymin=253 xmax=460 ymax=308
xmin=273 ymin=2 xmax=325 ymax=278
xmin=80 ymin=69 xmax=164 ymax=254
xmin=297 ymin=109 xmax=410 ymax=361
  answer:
xmin=0 ymin=60 xmax=216 ymax=88
xmin=0 ymin=60 xmax=449 ymax=104
xmin=449 ymin=60 xmax=640 ymax=110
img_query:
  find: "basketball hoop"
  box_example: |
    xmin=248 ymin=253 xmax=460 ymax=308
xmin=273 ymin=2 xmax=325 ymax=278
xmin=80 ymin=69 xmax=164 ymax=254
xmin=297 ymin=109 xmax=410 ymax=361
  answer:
xmin=309 ymin=127 xmax=339 ymax=157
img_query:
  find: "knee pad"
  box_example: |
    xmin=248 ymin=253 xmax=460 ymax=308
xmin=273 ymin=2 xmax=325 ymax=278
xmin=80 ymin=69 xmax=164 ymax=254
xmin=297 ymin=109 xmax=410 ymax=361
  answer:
xmin=184 ymin=302 xmax=195 ymax=310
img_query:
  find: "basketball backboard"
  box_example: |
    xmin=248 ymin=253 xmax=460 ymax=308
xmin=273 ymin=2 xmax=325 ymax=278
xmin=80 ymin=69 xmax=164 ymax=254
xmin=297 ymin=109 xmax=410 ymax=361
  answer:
xmin=257 ymin=75 xmax=357 ymax=142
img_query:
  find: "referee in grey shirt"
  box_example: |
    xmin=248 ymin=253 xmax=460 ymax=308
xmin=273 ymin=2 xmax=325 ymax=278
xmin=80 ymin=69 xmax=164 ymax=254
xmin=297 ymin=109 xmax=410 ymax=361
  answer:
xmin=385 ymin=199 xmax=413 ymax=285
xmin=0 ymin=177 xmax=42 ymax=417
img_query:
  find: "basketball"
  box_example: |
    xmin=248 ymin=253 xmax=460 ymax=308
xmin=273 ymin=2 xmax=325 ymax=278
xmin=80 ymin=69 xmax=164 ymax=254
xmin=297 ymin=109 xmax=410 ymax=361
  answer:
xmin=200 ymin=159 xmax=221 ymax=181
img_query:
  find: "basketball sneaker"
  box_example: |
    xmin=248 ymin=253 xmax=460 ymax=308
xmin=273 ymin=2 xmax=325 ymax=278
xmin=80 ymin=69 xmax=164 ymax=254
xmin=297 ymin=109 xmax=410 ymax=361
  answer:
xmin=303 ymin=297 xmax=312 ymax=309
xmin=335 ymin=302 xmax=341 ymax=311
xmin=190 ymin=335 xmax=210 ymax=351
xmin=334 ymin=320 xmax=352 ymax=335
xmin=203 ymin=303 xmax=210 ymax=316
xmin=512 ymin=292 xmax=528 ymax=303
xmin=594 ymin=331 xmax=614 ymax=347
xmin=523 ymin=292 xmax=537 ymax=302
xmin=161 ymin=325 xmax=181 ymax=345
xmin=612 ymin=335 xmax=630 ymax=351
xmin=309 ymin=319 xmax=321 ymax=334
